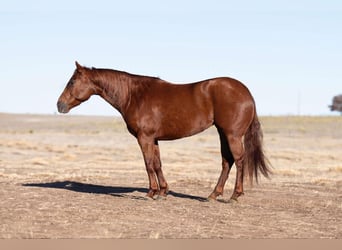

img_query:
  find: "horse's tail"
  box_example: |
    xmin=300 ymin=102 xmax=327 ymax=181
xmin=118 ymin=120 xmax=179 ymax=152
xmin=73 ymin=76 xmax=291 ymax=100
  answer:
xmin=243 ymin=111 xmax=272 ymax=184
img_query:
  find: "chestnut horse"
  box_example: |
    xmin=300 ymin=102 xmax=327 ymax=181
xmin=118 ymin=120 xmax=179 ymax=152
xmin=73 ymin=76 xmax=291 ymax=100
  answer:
xmin=57 ymin=62 xmax=271 ymax=202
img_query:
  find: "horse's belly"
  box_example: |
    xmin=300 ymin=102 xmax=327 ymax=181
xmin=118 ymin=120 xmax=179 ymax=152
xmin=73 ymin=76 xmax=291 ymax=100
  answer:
xmin=156 ymin=112 xmax=214 ymax=140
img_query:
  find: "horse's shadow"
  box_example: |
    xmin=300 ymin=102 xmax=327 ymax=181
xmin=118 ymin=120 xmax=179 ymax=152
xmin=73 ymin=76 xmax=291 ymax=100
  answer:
xmin=22 ymin=181 xmax=208 ymax=202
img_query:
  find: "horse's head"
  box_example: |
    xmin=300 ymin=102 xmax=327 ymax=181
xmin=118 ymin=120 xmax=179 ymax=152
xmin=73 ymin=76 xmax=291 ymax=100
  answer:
xmin=57 ymin=61 xmax=97 ymax=113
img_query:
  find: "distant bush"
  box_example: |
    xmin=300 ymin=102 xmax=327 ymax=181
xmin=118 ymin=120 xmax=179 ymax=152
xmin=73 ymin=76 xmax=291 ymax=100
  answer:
xmin=329 ymin=94 xmax=342 ymax=114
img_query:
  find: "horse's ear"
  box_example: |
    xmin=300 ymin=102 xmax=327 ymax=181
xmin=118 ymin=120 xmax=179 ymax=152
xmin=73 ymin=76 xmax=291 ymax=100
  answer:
xmin=75 ymin=61 xmax=83 ymax=71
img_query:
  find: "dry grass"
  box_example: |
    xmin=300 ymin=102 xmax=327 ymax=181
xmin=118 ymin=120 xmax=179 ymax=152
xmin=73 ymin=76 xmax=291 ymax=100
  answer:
xmin=328 ymin=167 xmax=342 ymax=173
xmin=0 ymin=113 xmax=341 ymax=238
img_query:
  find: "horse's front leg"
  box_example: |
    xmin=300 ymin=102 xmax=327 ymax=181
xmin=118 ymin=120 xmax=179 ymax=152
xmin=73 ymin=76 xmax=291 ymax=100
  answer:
xmin=138 ymin=135 xmax=159 ymax=199
xmin=153 ymin=142 xmax=169 ymax=198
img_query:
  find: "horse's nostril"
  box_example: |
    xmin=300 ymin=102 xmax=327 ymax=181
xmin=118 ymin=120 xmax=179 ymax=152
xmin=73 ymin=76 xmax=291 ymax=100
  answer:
xmin=57 ymin=101 xmax=69 ymax=113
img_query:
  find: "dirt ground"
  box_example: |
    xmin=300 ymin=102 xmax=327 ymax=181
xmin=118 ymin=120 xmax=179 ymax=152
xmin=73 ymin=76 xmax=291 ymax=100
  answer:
xmin=0 ymin=113 xmax=341 ymax=239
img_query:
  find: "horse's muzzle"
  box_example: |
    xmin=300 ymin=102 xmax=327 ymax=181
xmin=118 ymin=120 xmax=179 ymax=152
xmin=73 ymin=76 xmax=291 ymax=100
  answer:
xmin=57 ymin=101 xmax=69 ymax=113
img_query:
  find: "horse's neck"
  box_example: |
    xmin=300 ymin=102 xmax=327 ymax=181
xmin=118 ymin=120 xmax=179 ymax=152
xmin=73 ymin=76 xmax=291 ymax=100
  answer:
xmin=92 ymin=69 xmax=146 ymax=114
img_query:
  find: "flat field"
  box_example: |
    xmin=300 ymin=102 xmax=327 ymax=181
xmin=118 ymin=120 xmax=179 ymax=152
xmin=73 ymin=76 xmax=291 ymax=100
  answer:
xmin=0 ymin=113 xmax=341 ymax=238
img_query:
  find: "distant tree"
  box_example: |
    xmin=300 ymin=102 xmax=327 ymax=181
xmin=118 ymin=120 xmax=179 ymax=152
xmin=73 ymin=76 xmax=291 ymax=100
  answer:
xmin=329 ymin=94 xmax=342 ymax=115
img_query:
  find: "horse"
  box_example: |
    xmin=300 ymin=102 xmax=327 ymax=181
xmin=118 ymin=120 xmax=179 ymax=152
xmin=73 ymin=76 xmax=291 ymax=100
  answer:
xmin=57 ymin=61 xmax=271 ymax=202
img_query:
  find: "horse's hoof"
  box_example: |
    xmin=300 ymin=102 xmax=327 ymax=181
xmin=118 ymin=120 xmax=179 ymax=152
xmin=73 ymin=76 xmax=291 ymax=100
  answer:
xmin=206 ymin=197 xmax=217 ymax=202
xmin=145 ymin=193 xmax=156 ymax=200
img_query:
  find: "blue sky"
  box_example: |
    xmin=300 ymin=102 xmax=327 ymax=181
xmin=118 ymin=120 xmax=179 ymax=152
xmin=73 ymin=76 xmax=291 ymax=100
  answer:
xmin=1 ymin=0 xmax=341 ymax=116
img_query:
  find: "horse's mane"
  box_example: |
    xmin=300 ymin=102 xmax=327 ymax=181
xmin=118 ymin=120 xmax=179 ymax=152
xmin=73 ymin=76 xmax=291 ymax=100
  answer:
xmin=90 ymin=67 xmax=161 ymax=82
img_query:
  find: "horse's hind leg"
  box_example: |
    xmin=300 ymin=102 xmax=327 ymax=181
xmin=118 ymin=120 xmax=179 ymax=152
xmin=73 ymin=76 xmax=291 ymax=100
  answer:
xmin=208 ymin=127 xmax=234 ymax=201
xmin=227 ymin=134 xmax=245 ymax=201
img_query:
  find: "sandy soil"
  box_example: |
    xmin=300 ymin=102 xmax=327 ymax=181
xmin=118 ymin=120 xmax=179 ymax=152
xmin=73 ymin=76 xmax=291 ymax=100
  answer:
xmin=0 ymin=113 xmax=341 ymax=238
